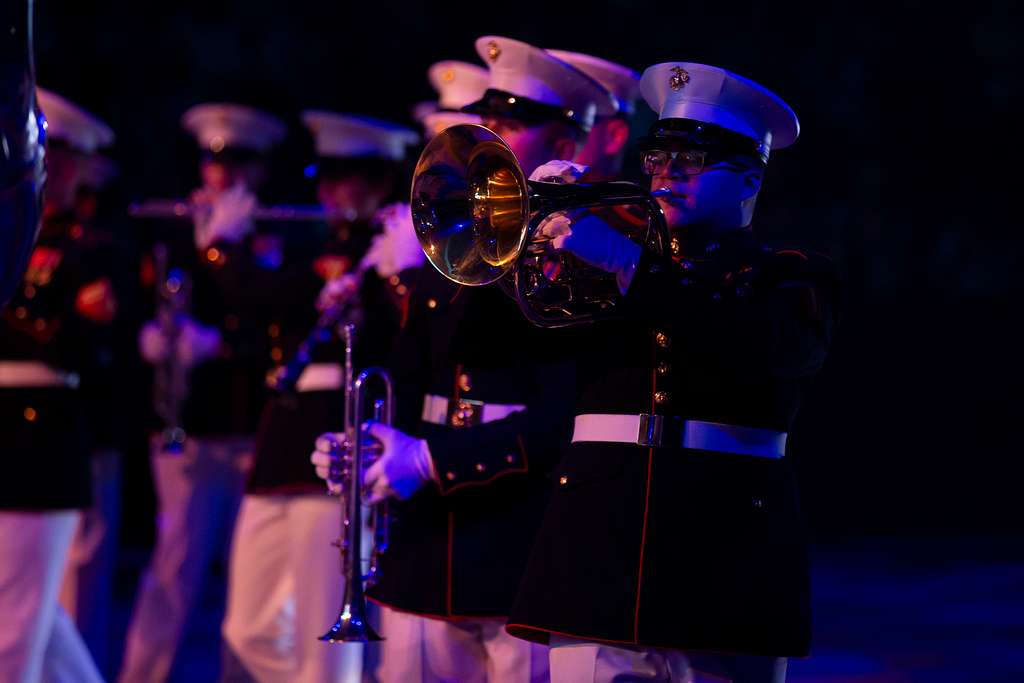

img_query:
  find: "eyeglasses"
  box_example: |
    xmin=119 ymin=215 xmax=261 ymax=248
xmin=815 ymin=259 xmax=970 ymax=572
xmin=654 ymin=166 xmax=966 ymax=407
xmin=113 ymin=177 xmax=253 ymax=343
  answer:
xmin=641 ymin=149 xmax=746 ymax=177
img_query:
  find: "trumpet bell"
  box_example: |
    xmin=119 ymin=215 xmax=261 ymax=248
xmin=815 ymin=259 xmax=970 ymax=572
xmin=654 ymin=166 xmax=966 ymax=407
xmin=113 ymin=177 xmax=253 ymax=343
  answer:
xmin=411 ymin=124 xmax=670 ymax=327
xmin=319 ymin=604 xmax=383 ymax=643
xmin=411 ymin=124 xmax=529 ymax=286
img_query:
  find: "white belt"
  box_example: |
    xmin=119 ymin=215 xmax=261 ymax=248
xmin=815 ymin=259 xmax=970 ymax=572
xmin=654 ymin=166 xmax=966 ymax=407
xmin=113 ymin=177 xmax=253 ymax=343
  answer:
xmin=572 ymin=414 xmax=787 ymax=459
xmin=421 ymin=394 xmax=526 ymax=427
xmin=0 ymin=361 xmax=80 ymax=389
xmin=295 ymin=363 xmax=344 ymax=393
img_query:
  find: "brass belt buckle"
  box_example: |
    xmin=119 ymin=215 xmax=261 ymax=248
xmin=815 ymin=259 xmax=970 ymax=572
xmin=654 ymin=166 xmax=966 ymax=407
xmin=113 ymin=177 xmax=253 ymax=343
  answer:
xmin=448 ymin=398 xmax=484 ymax=428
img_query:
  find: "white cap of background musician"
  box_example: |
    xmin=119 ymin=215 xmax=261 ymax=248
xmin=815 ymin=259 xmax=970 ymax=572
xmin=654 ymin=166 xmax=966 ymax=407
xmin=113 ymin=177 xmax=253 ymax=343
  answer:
xmin=181 ymin=102 xmax=287 ymax=153
xmin=419 ymin=60 xmax=489 ymax=137
xmin=546 ymin=50 xmax=641 ymax=116
xmin=36 ymin=87 xmax=114 ymax=153
xmin=301 ymin=111 xmax=419 ymax=162
xmin=464 ymin=36 xmax=617 ymax=133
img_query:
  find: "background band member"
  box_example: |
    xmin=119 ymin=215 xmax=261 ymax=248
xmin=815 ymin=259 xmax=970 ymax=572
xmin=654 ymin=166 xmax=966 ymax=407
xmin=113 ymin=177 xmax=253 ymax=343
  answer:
xmin=120 ymin=103 xmax=287 ymax=683
xmin=35 ymin=85 xmax=136 ymax=679
xmin=311 ymin=35 xmax=617 ymax=683
xmin=507 ymin=62 xmax=839 ymax=683
xmin=546 ymin=49 xmax=640 ymax=182
xmin=220 ymin=112 xmax=418 ymax=683
xmin=0 ymin=89 xmax=111 ymax=683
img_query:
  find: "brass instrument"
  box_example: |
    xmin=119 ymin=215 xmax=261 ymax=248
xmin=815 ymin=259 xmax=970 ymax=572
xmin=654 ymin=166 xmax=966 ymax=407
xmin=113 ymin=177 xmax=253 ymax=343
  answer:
xmin=320 ymin=323 xmax=391 ymax=643
xmin=152 ymin=243 xmax=191 ymax=453
xmin=128 ymin=199 xmax=356 ymax=223
xmin=410 ymin=123 xmax=671 ymax=327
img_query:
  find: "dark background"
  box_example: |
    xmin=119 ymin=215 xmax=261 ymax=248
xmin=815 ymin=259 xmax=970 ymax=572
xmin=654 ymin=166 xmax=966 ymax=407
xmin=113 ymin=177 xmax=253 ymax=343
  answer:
xmin=33 ymin=0 xmax=1022 ymax=539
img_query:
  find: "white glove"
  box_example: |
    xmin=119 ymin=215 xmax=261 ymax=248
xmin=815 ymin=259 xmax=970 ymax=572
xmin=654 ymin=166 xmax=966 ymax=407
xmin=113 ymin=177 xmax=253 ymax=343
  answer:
xmin=137 ymin=317 xmax=222 ymax=368
xmin=138 ymin=321 xmax=170 ymax=364
xmin=362 ymin=423 xmax=436 ymax=504
xmin=176 ymin=318 xmax=223 ymax=367
xmin=311 ymin=426 xmax=435 ymax=502
xmin=540 ymin=211 xmax=642 ymax=294
xmin=192 ymin=183 xmax=256 ymax=250
xmin=363 ymin=202 xmax=425 ymax=278
xmin=316 ymin=273 xmax=360 ymax=313
xmin=528 ymin=160 xmax=589 ymax=184
xmin=311 ymin=432 xmax=347 ymax=496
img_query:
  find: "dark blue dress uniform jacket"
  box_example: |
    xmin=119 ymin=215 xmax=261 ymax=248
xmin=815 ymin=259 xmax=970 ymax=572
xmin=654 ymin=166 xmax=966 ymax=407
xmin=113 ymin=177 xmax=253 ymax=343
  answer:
xmin=508 ymin=229 xmax=838 ymax=657
xmin=366 ymin=265 xmax=576 ymax=619
xmin=1 ymin=214 xmax=109 ymax=510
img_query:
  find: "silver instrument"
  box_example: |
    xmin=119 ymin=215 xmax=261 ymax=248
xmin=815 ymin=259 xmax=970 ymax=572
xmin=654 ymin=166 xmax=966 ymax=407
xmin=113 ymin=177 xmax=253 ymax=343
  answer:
xmin=151 ymin=243 xmax=191 ymax=453
xmin=320 ymin=323 xmax=392 ymax=643
xmin=129 ymin=199 xmax=356 ymax=223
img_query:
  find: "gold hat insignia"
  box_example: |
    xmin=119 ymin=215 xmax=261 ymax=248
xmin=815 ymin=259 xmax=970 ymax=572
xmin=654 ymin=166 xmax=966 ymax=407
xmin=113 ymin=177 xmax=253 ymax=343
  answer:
xmin=442 ymin=69 xmax=456 ymax=83
xmin=669 ymin=66 xmax=690 ymax=91
xmin=487 ymin=41 xmax=501 ymax=63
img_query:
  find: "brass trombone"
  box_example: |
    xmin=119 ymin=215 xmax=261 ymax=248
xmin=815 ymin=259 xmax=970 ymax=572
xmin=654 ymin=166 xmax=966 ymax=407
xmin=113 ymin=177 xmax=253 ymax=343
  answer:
xmin=410 ymin=123 xmax=671 ymax=327
xmin=320 ymin=323 xmax=392 ymax=643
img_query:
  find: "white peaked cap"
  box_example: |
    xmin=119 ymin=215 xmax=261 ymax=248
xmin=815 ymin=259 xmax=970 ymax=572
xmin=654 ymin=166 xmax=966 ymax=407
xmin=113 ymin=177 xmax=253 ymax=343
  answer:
xmin=301 ymin=111 xmax=419 ymax=161
xmin=36 ymin=88 xmax=114 ymax=153
xmin=428 ymin=60 xmax=489 ymax=111
xmin=547 ymin=50 xmax=641 ymax=115
xmin=181 ymin=102 xmax=287 ymax=153
xmin=421 ymin=112 xmax=482 ymax=139
xmin=474 ymin=36 xmax=617 ymax=130
xmin=639 ymin=62 xmax=799 ymax=151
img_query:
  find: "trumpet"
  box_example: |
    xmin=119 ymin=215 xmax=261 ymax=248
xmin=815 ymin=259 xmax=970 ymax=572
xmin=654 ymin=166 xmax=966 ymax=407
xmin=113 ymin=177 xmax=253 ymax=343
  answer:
xmin=128 ymin=198 xmax=357 ymax=223
xmin=410 ymin=124 xmax=671 ymax=327
xmin=320 ymin=323 xmax=392 ymax=643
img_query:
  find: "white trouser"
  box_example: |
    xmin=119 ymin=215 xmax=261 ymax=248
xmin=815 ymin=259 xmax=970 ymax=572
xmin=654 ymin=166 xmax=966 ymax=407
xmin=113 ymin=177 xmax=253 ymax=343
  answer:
xmin=549 ymin=636 xmax=787 ymax=683
xmin=118 ymin=436 xmax=252 ymax=683
xmin=373 ymin=606 xmax=428 ymax=683
xmin=371 ymin=607 xmax=547 ymax=683
xmin=221 ymin=494 xmax=363 ymax=683
xmin=0 ymin=510 xmax=104 ymax=683
xmin=60 ymin=449 xmax=122 ymax=677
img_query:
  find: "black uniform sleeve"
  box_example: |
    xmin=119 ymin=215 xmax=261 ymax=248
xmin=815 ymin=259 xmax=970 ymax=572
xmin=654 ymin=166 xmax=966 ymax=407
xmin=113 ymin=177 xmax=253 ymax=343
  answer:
xmin=625 ymin=245 xmax=839 ymax=379
xmin=425 ymin=358 xmax=575 ymax=496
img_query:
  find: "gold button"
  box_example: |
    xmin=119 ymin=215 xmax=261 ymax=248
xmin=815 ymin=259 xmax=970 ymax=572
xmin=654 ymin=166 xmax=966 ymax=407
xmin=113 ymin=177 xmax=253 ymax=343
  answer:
xmin=558 ymin=476 xmax=568 ymax=485
xmin=388 ymin=275 xmax=401 ymax=286
xmin=475 ymin=463 xmax=486 ymax=473
xmin=657 ymin=362 xmax=671 ymax=376
xmin=206 ymin=247 xmax=222 ymax=263
xmin=396 ymin=284 xmax=408 ymax=296
xmin=655 ymin=332 xmax=670 ymax=348
xmin=270 ymin=348 xmax=283 ymax=362
xmin=458 ymin=373 xmax=472 ymax=392
xmin=446 ymin=471 xmax=456 ymax=481
xmin=654 ymin=391 xmax=669 ymax=404
xmin=23 ymin=285 xmax=36 ymax=299
xmin=670 ymin=237 xmax=681 ymax=256
xmin=34 ymin=319 xmax=47 ymax=331
xmin=23 ymin=407 xmax=38 ymax=422
xmin=427 ymin=298 xmax=438 ymax=309
xmin=268 ymin=323 xmax=280 ymax=338
xmin=14 ymin=306 xmax=27 ymax=319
